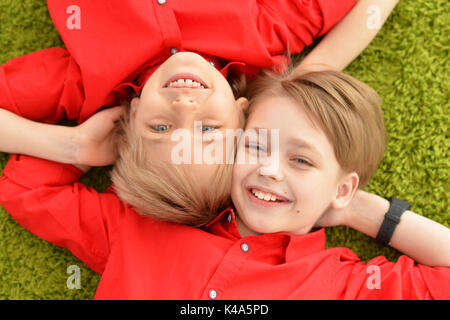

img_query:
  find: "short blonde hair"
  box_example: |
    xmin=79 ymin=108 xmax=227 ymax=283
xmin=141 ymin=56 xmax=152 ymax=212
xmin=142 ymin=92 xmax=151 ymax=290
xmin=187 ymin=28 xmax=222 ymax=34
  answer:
xmin=245 ymin=69 xmax=387 ymax=188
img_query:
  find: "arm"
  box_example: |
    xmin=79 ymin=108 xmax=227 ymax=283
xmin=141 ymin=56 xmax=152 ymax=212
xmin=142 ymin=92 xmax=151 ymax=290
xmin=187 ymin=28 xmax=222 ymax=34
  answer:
xmin=318 ymin=190 xmax=450 ymax=299
xmin=0 ymin=47 xmax=83 ymax=163
xmin=296 ymin=0 xmax=399 ymax=72
xmin=0 ymin=108 xmax=79 ymax=164
xmin=0 ymin=47 xmax=126 ymax=167
xmin=0 ymin=154 xmax=127 ymax=274
xmin=0 ymin=47 xmax=83 ymax=123
xmin=0 ymin=106 xmax=126 ymax=167
xmin=345 ymin=190 xmax=450 ymax=267
xmin=340 ymin=254 xmax=450 ymax=299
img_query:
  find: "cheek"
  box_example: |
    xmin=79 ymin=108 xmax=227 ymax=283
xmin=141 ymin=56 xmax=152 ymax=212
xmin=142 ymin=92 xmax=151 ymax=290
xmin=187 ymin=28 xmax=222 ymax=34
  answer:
xmin=195 ymin=164 xmax=217 ymax=181
xmin=188 ymin=163 xmax=224 ymax=191
xmin=132 ymin=109 xmax=151 ymax=137
xmin=209 ymin=93 xmax=242 ymax=127
xmin=231 ymin=163 xmax=247 ymax=187
xmin=291 ymin=173 xmax=336 ymax=213
xmin=221 ymin=105 xmax=242 ymax=130
xmin=231 ymin=163 xmax=256 ymax=199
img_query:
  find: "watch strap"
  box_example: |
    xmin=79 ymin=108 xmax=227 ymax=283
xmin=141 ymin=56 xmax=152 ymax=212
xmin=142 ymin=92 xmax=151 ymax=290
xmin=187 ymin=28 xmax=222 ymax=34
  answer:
xmin=375 ymin=197 xmax=411 ymax=246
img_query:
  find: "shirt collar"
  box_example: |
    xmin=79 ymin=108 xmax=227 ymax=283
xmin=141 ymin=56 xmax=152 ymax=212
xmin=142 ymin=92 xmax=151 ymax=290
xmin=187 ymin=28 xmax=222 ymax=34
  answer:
xmin=206 ymin=206 xmax=327 ymax=261
xmin=134 ymin=51 xmax=250 ymax=91
xmin=205 ymin=206 xmax=233 ymax=227
xmin=109 ymin=50 xmax=256 ymax=105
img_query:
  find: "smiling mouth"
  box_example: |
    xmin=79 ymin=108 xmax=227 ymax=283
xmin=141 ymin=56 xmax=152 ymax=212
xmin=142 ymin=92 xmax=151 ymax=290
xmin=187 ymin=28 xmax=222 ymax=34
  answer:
xmin=163 ymin=73 xmax=209 ymax=89
xmin=246 ymin=186 xmax=291 ymax=207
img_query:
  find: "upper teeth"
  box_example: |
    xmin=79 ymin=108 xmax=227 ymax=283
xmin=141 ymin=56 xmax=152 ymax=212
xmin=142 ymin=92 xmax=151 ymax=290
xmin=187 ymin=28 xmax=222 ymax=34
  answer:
xmin=251 ymin=189 xmax=279 ymax=202
xmin=168 ymin=78 xmax=205 ymax=88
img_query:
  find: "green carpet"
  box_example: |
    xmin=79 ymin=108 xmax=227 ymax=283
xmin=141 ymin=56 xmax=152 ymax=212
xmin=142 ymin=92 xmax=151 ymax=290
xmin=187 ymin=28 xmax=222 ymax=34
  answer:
xmin=0 ymin=0 xmax=448 ymax=299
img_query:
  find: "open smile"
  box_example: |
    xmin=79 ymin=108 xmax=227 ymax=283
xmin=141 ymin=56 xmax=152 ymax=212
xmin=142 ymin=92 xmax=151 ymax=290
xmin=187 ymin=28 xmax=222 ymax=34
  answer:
xmin=163 ymin=73 xmax=209 ymax=89
xmin=246 ymin=186 xmax=291 ymax=208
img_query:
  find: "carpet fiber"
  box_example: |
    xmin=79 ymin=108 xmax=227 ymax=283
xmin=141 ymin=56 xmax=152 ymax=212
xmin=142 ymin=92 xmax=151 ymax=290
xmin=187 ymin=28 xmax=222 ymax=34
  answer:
xmin=0 ymin=0 xmax=448 ymax=299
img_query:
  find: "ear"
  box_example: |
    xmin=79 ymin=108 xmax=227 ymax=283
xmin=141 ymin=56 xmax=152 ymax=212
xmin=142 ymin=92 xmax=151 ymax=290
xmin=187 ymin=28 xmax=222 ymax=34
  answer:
xmin=236 ymin=97 xmax=249 ymax=113
xmin=331 ymin=172 xmax=359 ymax=209
xmin=130 ymin=97 xmax=140 ymax=121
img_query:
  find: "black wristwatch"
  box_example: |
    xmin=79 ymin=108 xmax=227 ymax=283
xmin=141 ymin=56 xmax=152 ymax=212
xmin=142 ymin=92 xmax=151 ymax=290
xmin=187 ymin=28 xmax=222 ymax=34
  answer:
xmin=375 ymin=197 xmax=411 ymax=247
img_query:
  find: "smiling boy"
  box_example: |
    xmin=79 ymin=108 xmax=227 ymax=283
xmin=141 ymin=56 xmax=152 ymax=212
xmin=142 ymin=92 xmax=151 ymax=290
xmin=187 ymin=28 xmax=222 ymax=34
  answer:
xmin=231 ymin=70 xmax=384 ymax=237
xmin=126 ymin=52 xmax=248 ymax=187
xmin=0 ymin=69 xmax=448 ymax=299
xmin=231 ymin=69 xmax=450 ymax=272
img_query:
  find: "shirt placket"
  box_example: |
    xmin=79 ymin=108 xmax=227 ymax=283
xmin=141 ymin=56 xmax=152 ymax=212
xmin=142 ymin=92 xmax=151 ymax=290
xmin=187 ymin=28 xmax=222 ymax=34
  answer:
xmin=152 ymin=0 xmax=182 ymax=55
xmin=201 ymin=238 xmax=253 ymax=300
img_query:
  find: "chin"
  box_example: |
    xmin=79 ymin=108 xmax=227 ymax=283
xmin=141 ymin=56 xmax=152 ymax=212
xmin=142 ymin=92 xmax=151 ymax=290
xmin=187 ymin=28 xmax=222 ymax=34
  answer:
xmin=242 ymin=213 xmax=280 ymax=235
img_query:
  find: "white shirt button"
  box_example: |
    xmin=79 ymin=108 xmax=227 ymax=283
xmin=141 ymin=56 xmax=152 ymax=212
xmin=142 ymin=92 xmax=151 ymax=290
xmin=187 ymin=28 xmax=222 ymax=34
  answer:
xmin=241 ymin=242 xmax=249 ymax=252
xmin=157 ymin=0 xmax=166 ymax=5
xmin=227 ymin=213 xmax=232 ymax=223
xmin=209 ymin=289 xmax=217 ymax=299
xmin=170 ymin=47 xmax=179 ymax=55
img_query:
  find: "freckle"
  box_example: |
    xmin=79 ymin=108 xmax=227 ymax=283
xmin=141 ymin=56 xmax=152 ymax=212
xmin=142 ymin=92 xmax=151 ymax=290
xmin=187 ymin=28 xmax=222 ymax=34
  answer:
xmin=296 ymin=210 xmax=300 ymax=214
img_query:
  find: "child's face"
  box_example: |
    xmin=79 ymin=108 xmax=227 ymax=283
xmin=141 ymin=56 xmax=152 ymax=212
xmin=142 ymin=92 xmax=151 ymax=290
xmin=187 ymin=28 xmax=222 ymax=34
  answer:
xmin=130 ymin=52 xmax=248 ymax=190
xmin=231 ymin=95 xmax=356 ymax=236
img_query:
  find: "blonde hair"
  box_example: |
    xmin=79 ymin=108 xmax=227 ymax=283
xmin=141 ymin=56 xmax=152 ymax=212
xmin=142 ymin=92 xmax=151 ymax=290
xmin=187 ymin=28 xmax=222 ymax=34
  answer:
xmin=245 ymin=69 xmax=387 ymax=188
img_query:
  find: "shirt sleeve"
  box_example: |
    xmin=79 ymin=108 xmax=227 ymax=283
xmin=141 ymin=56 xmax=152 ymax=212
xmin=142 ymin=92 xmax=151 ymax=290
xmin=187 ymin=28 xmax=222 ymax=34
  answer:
xmin=315 ymin=0 xmax=357 ymax=36
xmin=0 ymin=47 xmax=84 ymax=124
xmin=258 ymin=0 xmax=356 ymax=53
xmin=0 ymin=154 xmax=126 ymax=274
xmin=337 ymin=251 xmax=450 ymax=299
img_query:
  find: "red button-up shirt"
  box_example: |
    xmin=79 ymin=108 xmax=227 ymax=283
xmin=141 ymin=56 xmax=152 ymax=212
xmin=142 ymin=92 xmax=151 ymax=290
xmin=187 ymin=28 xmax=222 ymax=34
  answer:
xmin=0 ymin=0 xmax=355 ymax=123
xmin=0 ymin=155 xmax=448 ymax=299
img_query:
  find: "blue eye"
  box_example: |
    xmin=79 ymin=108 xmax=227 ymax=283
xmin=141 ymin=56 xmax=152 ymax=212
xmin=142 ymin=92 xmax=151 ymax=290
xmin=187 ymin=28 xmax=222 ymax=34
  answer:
xmin=293 ymin=158 xmax=311 ymax=166
xmin=153 ymin=124 xmax=170 ymax=132
xmin=246 ymin=143 xmax=265 ymax=152
xmin=202 ymin=125 xmax=217 ymax=132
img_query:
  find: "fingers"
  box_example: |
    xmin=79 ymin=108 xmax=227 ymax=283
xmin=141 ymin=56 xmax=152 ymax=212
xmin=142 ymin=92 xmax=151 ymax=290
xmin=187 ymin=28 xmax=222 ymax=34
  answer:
xmin=107 ymin=105 xmax=127 ymax=123
xmin=94 ymin=105 xmax=127 ymax=129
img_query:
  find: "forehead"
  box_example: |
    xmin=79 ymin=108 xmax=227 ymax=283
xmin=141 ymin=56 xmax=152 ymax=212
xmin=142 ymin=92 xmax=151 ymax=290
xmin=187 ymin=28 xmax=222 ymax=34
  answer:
xmin=247 ymin=95 xmax=316 ymax=130
xmin=246 ymin=95 xmax=335 ymax=154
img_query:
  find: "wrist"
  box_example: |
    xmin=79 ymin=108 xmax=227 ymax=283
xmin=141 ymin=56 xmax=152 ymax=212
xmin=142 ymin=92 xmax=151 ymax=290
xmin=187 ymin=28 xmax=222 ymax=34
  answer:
xmin=23 ymin=120 xmax=81 ymax=164
xmin=375 ymin=197 xmax=411 ymax=246
xmin=70 ymin=126 xmax=85 ymax=164
xmin=344 ymin=190 xmax=389 ymax=238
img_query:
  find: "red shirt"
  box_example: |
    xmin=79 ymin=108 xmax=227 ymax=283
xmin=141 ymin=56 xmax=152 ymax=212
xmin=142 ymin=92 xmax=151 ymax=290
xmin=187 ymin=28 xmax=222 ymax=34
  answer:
xmin=0 ymin=0 xmax=355 ymax=123
xmin=0 ymin=155 xmax=449 ymax=300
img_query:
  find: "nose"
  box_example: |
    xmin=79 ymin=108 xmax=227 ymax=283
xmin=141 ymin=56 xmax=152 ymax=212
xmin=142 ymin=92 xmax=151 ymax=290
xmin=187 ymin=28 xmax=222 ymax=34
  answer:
xmin=259 ymin=158 xmax=284 ymax=181
xmin=170 ymin=89 xmax=209 ymax=111
xmin=260 ymin=169 xmax=284 ymax=181
xmin=172 ymin=95 xmax=198 ymax=111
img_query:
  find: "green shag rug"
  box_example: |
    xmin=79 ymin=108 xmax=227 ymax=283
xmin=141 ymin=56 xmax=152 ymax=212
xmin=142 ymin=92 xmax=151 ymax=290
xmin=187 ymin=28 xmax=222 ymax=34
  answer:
xmin=0 ymin=0 xmax=448 ymax=299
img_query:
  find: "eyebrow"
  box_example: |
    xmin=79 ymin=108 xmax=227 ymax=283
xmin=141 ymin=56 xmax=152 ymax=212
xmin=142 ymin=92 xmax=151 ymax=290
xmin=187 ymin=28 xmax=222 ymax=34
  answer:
xmin=288 ymin=137 xmax=323 ymax=161
xmin=141 ymin=133 xmax=171 ymax=144
xmin=245 ymin=126 xmax=275 ymax=138
xmin=248 ymin=126 xmax=323 ymax=155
